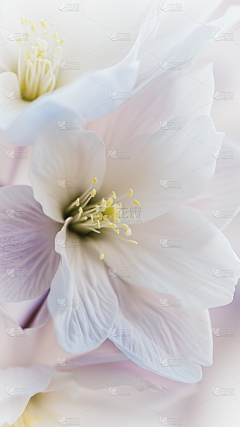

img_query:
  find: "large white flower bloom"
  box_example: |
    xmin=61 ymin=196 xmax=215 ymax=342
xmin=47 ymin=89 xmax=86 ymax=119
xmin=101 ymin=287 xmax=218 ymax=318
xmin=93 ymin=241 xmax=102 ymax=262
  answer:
xmin=0 ymin=0 xmax=239 ymax=145
xmin=1 ymin=103 xmax=240 ymax=383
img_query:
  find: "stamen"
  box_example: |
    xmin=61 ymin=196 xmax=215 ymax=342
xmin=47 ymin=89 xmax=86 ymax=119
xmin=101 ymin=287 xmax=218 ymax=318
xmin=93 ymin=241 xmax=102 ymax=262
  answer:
xmin=134 ymin=200 xmax=140 ymax=206
xmin=128 ymin=188 xmax=133 ymax=197
xmin=65 ymin=178 xmax=139 ymax=258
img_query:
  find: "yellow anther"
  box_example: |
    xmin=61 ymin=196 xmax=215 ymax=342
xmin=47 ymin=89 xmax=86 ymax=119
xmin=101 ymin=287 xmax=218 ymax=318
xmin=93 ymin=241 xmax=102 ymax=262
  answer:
xmin=29 ymin=19 xmax=33 ymax=24
xmin=112 ymin=191 xmax=116 ymax=199
xmin=53 ymin=33 xmax=58 ymax=38
xmin=118 ymin=202 xmax=122 ymax=207
xmin=78 ymin=207 xmax=83 ymax=214
xmin=25 ymin=18 xmax=29 ymax=24
xmin=25 ymin=33 xmax=29 ymax=37
xmin=132 ymin=214 xmax=136 ymax=221
xmin=97 ymin=220 xmax=100 ymax=229
xmin=106 ymin=197 xmax=113 ymax=207
xmin=107 ymin=223 xmax=116 ymax=228
xmin=20 ymin=17 xmax=24 ymax=24
xmin=129 ymin=240 xmax=138 ymax=244
xmin=125 ymin=228 xmax=132 ymax=236
xmin=59 ymin=38 xmax=65 ymax=44
xmin=128 ymin=189 xmax=133 ymax=197
xmin=134 ymin=200 xmax=140 ymax=206
xmin=17 ymin=38 xmax=22 ymax=43
xmin=121 ymin=224 xmax=129 ymax=229
xmin=58 ymin=46 xmax=62 ymax=53
xmin=51 ymin=22 xmax=57 ymax=26
xmin=114 ymin=229 xmax=120 ymax=234
xmin=31 ymin=25 xmax=35 ymax=31
xmin=91 ymin=189 xmax=96 ymax=197
xmin=100 ymin=253 xmax=104 ymax=260
xmin=93 ymin=177 xmax=97 ymax=183
xmin=40 ymin=20 xmax=47 ymax=28
xmin=76 ymin=198 xmax=80 ymax=207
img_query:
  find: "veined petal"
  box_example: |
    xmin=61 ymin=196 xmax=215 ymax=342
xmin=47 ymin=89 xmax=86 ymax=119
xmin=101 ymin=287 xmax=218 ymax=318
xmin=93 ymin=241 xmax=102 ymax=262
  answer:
xmin=29 ymin=129 xmax=106 ymax=223
xmin=99 ymin=115 xmax=224 ymax=222
xmin=0 ymin=185 xmax=60 ymax=302
xmin=91 ymin=207 xmax=240 ymax=310
xmin=108 ymin=280 xmax=212 ymax=383
xmin=47 ymin=222 xmax=118 ymax=354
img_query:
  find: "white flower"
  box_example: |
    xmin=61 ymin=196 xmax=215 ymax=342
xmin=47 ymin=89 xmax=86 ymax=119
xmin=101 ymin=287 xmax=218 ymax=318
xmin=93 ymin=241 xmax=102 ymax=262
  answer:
xmin=0 ymin=1 xmax=240 ymax=145
xmin=1 ymin=107 xmax=239 ymax=383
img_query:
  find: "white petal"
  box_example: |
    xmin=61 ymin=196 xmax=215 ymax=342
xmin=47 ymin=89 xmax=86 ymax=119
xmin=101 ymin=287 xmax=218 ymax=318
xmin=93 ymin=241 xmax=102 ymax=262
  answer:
xmin=29 ymin=129 xmax=106 ymax=223
xmin=0 ymin=185 xmax=60 ymax=302
xmin=47 ymin=222 xmax=118 ymax=353
xmin=86 ymin=62 xmax=215 ymax=148
xmin=108 ymin=280 xmax=212 ymax=383
xmin=99 ymin=115 xmax=224 ymax=222
xmin=0 ymin=364 xmax=54 ymax=425
xmin=94 ymin=207 xmax=240 ymax=310
xmin=184 ymin=138 xmax=240 ymax=230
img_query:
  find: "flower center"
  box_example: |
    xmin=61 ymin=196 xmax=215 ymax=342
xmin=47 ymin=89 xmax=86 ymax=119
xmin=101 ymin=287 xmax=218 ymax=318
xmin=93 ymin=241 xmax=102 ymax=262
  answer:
xmin=17 ymin=18 xmax=65 ymax=101
xmin=65 ymin=177 xmax=139 ymax=260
